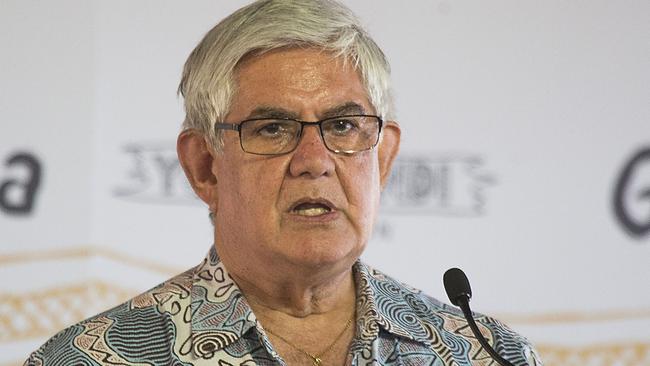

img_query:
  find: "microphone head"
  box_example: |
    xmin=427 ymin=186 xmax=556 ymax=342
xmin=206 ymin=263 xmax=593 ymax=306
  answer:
xmin=443 ymin=267 xmax=472 ymax=307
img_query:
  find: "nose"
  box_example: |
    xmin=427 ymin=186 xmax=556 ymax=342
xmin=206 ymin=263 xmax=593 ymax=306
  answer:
xmin=288 ymin=124 xmax=335 ymax=178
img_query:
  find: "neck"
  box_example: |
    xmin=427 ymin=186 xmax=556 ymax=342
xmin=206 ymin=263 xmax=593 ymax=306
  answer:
xmin=214 ymin=244 xmax=358 ymax=318
xmin=232 ymin=264 xmax=356 ymax=318
xmin=213 ymin=241 xmax=358 ymax=365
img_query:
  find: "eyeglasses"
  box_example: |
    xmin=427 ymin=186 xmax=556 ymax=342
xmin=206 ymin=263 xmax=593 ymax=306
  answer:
xmin=214 ymin=114 xmax=383 ymax=155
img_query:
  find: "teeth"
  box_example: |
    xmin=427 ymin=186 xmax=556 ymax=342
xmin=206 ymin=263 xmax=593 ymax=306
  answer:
xmin=295 ymin=207 xmax=329 ymax=216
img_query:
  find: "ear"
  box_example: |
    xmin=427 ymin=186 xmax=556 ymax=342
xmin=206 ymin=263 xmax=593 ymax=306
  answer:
xmin=377 ymin=120 xmax=401 ymax=190
xmin=177 ymin=129 xmax=219 ymax=211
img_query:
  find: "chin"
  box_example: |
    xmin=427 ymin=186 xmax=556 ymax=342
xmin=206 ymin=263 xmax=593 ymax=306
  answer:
xmin=281 ymin=238 xmax=363 ymax=269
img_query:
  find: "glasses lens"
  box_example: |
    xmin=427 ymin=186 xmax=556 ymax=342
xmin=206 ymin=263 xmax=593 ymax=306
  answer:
xmin=240 ymin=119 xmax=301 ymax=154
xmin=321 ymin=116 xmax=380 ymax=153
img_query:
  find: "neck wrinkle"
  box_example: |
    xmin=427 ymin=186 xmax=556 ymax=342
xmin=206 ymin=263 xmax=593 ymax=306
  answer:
xmin=231 ymin=266 xmax=356 ymax=318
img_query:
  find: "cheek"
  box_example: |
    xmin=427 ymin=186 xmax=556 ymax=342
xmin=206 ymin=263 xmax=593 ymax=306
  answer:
xmin=217 ymin=157 xmax=286 ymax=221
xmin=340 ymin=154 xmax=381 ymax=216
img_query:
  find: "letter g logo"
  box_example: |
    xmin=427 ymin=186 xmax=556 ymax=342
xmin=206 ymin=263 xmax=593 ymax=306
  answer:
xmin=613 ymin=148 xmax=650 ymax=239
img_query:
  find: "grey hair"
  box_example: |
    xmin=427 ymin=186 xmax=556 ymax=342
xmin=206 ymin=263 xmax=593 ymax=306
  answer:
xmin=178 ymin=0 xmax=394 ymax=151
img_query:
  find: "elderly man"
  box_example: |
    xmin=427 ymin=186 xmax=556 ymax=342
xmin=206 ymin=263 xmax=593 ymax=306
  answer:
xmin=26 ymin=1 xmax=541 ymax=365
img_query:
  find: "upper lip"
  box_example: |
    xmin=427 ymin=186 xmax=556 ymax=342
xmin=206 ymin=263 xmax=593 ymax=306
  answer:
xmin=288 ymin=197 xmax=337 ymax=212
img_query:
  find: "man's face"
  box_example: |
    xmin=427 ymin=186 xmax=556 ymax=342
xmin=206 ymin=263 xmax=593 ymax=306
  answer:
xmin=210 ymin=48 xmax=397 ymax=271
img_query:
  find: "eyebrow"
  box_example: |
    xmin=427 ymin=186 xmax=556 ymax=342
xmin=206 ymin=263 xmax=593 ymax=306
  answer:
xmin=320 ymin=102 xmax=366 ymax=119
xmin=244 ymin=102 xmax=367 ymax=121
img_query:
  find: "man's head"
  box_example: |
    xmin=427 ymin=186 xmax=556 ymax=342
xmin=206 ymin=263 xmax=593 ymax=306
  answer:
xmin=178 ymin=0 xmax=400 ymax=277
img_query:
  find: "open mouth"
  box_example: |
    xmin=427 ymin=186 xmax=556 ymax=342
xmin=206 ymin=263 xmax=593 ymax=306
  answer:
xmin=290 ymin=200 xmax=334 ymax=217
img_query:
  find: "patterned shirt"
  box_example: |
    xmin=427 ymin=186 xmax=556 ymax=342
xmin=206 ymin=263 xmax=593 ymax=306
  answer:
xmin=25 ymin=246 xmax=542 ymax=365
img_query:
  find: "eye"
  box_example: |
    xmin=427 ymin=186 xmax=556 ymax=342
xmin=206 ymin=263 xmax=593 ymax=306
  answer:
xmin=327 ymin=118 xmax=359 ymax=135
xmin=255 ymin=121 xmax=291 ymax=137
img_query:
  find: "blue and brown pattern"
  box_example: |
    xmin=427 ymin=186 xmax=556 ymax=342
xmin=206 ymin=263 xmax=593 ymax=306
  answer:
xmin=25 ymin=246 xmax=542 ymax=365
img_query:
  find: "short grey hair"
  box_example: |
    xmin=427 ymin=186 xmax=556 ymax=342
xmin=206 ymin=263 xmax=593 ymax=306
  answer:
xmin=178 ymin=0 xmax=394 ymax=151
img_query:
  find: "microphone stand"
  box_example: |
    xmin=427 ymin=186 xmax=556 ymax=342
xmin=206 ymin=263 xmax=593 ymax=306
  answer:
xmin=455 ymin=296 xmax=515 ymax=366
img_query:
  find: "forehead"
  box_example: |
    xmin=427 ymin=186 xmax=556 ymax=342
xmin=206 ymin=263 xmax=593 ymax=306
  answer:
xmin=229 ymin=48 xmax=373 ymax=119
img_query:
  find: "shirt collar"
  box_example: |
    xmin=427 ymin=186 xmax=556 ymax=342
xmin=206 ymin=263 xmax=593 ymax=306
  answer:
xmin=189 ymin=245 xmax=258 ymax=358
xmin=353 ymin=261 xmax=432 ymax=345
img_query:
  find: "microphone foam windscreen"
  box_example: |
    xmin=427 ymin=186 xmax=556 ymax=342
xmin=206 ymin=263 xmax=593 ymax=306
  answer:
xmin=443 ymin=267 xmax=472 ymax=306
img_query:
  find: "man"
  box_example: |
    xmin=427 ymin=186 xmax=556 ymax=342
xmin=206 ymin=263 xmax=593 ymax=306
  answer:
xmin=26 ymin=1 xmax=542 ymax=365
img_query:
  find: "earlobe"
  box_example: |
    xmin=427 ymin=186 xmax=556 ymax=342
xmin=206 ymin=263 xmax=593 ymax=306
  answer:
xmin=378 ymin=121 xmax=401 ymax=190
xmin=177 ymin=129 xmax=219 ymax=209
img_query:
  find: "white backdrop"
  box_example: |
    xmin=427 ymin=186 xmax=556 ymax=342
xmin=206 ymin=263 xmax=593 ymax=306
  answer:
xmin=1 ymin=1 xmax=649 ymax=365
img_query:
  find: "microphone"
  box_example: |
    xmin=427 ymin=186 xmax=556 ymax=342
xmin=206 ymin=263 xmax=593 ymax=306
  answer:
xmin=443 ymin=268 xmax=515 ymax=366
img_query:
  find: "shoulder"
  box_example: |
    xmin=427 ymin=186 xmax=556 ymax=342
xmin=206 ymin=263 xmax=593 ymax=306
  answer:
xmin=25 ymin=268 xmax=195 ymax=366
xmin=356 ymin=262 xmax=543 ymax=365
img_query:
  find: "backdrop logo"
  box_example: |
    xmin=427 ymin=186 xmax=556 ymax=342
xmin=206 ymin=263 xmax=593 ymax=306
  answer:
xmin=113 ymin=143 xmax=197 ymax=204
xmin=0 ymin=151 xmax=42 ymax=215
xmin=113 ymin=143 xmax=495 ymax=215
xmin=381 ymin=154 xmax=495 ymax=216
xmin=613 ymin=147 xmax=650 ymax=239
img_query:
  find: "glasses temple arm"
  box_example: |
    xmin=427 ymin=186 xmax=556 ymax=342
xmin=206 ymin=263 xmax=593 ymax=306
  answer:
xmin=214 ymin=123 xmax=240 ymax=131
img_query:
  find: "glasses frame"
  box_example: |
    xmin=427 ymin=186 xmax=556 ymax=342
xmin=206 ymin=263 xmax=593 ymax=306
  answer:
xmin=214 ymin=114 xmax=383 ymax=155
